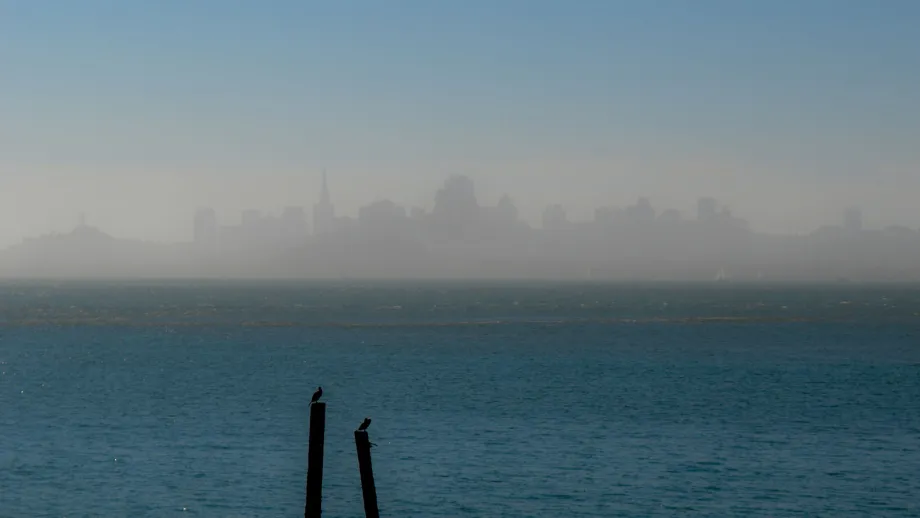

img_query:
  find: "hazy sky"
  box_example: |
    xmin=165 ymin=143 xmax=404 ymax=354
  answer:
xmin=2 ymin=1 xmax=919 ymax=244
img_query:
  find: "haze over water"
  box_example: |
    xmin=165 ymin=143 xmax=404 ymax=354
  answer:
xmin=3 ymin=1 xmax=920 ymax=246
xmin=2 ymin=282 xmax=919 ymax=516
xmin=4 ymin=2 xmax=920 ymax=281
xmin=3 ymin=2 xmax=920 ymax=516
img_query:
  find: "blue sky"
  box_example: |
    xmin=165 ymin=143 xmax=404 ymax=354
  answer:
xmin=1 ymin=1 xmax=918 ymax=242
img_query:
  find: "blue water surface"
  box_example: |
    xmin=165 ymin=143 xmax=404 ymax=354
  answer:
xmin=2 ymin=282 xmax=919 ymax=517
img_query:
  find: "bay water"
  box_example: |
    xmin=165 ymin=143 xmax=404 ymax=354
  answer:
xmin=2 ymin=281 xmax=919 ymax=516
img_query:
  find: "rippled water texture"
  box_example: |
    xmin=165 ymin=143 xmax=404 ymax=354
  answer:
xmin=2 ymin=281 xmax=919 ymax=516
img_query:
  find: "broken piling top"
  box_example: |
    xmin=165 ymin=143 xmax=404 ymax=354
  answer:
xmin=354 ymin=430 xmax=380 ymax=518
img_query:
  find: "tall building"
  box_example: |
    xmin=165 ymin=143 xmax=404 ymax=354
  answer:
xmin=697 ymin=197 xmax=718 ymax=223
xmin=626 ymin=197 xmax=655 ymax=223
xmin=658 ymin=209 xmax=681 ymax=224
xmin=312 ymin=170 xmax=335 ymax=235
xmin=193 ymin=208 xmax=218 ymax=251
xmin=495 ymin=195 xmax=518 ymax=224
xmin=844 ymin=207 xmax=863 ymax=233
xmin=431 ymin=175 xmax=479 ymax=240
xmin=594 ymin=206 xmax=622 ymax=226
xmin=542 ymin=204 xmax=568 ymax=230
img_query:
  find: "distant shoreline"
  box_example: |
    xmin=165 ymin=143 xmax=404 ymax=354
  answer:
xmin=1 ymin=276 xmax=918 ymax=288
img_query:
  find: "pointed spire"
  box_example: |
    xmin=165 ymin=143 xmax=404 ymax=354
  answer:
xmin=320 ymin=169 xmax=330 ymax=204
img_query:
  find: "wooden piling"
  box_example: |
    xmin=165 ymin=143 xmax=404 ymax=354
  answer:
xmin=305 ymin=402 xmax=326 ymax=518
xmin=354 ymin=430 xmax=380 ymax=518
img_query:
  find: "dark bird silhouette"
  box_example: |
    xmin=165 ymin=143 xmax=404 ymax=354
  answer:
xmin=357 ymin=417 xmax=372 ymax=431
xmin=311 ymin=386 xmax=323 ymax=404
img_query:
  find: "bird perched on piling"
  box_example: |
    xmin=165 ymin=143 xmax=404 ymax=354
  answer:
xmin=311 ymin=386 xmax=323 ymax=404
xmin=357 ymin=417 xmax=372 ymax=431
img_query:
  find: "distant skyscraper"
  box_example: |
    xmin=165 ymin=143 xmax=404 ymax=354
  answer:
xmin=432 ymin=175 xmax=480 ymax=240
xmin=626 ymin=197 xmax=655 ymax=223
xmin=495 ymin=195 xmax=518 ymax=224
xmin=658 ymin=209 xmax=681 ymax=224
xmin=542 ymin=204 xmax=568 ymax=230
xmin=313 ymin=170 xmax=335 ymax=235
xmin=844 ymin=207 xmax=863 ymax=232
xmin=697 ymin=197 xmax=718 ymax=222
xmin=594 ymin=206 xmax=622 ymax=225
xmin=193 ymin=208 xmax=218 ymax=251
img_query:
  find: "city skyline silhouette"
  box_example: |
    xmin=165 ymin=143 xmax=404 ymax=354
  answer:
xmin=4 ymin=3 xmax=920 ymax=248
xmin=3 ymin=2 xmax=919 ymax=280
xmin=2 ymin=173 xmax=918 ymax=282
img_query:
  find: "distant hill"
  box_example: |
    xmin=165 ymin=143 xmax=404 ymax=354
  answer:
xmin=0 ymin=226 xmax=192 ymax=278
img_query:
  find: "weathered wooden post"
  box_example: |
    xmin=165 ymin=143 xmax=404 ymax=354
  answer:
xmin=354 ymin=429 xmax=380 ymax=518
xmin=304 ymin=402 xmax=326 ymax=518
